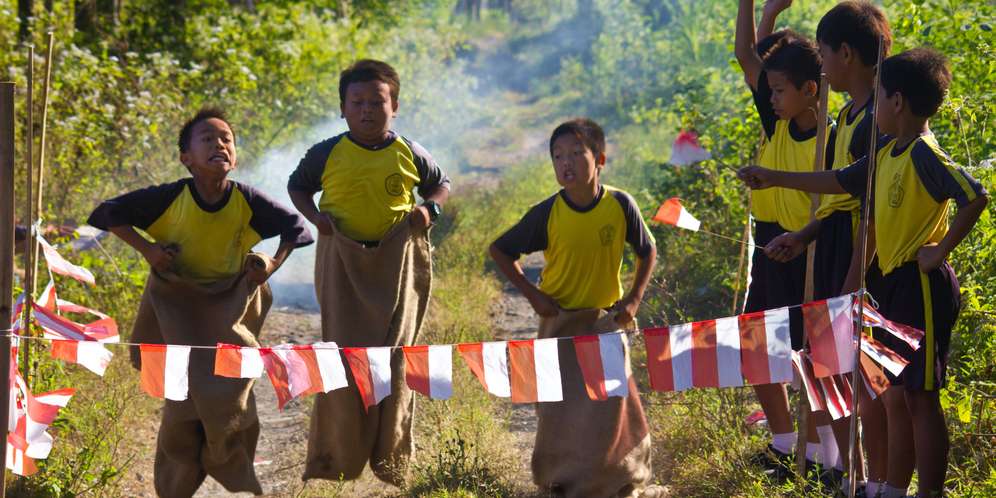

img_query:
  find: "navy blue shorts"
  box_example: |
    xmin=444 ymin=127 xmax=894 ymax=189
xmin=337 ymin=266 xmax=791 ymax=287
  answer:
xmin=813 ymin=210 xmax=857 ymax=300
xmin=745 ymin=221 xmax=806 ymax=350
xmin=866 ymin=260 xmax=961 ymax=391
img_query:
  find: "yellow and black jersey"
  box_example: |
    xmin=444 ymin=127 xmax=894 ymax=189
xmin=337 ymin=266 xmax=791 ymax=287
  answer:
xmin=836 ymin=133 xmax=987 ymax=275
xmin=493 ymin=186 xmax=656 ymax=310
xmin=751 ymin=71 xmax=836 ymax=232
xmin=287 ymin=131 xmax=451 ymax=242
xmin=88 ymin=178 xmax=313 ymax=282
xmin=816 ymin=98 xmax=876 ymax=220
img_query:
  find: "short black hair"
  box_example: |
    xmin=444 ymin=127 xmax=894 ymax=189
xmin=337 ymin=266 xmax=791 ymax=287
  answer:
xmin=550 ymin=118 xmax=606 ymax=159
xmin=178 ymin=107 xmax=231 ymax=153
xmin=880 ymin=48 xmax=951 ymax=118
xmin=817 ymin=1 xmax=892 ymax=67
xmin=762 ymin=35 xmax=822 ymax=89
xmin=757 ymin=28 xmax=797 ymax=58
xmin=339 ymin=59 xmax=401 ymax=105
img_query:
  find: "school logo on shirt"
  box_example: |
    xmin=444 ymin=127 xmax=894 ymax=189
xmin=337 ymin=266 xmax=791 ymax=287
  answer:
xmin=385 ymin=173 xmax=405 ymax=196
xmin=888 ymin=170 xmax=905 ymax=208
xmin=599 ymin=225 xmax=616 ymax=246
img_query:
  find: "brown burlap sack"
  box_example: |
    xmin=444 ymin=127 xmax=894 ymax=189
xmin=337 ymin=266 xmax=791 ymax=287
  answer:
xmin=130 ymin=253 xmax=274 ymax=498
xmin=533 ymin=309 xmax=653 ymax=498
xmin=303 ymin=217 xmax=431 ymax=486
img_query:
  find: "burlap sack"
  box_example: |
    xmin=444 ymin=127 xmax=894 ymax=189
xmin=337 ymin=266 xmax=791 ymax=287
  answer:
xmin=533 ymin=309 xmax=653 ymax=498
xmin=303 ymin=217 xmax=431 ymax=485
xmin=130 ymin=253 xmax=274 ymax=497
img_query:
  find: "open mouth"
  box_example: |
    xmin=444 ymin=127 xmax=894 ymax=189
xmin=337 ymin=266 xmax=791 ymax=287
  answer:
xmin=209 ymin=153 xmax=230 ymax=164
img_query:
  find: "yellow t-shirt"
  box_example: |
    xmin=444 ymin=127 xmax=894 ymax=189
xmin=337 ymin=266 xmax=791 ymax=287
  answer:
xmin=493 ymin=186 xmax=656 ymax=310
xmin=816 ymin=100 xmax=871 ymax=219
xmin=287 ymin=132 xmax=451 ymax=242
xmin=835 ymin=134 xmax=987 ymax=275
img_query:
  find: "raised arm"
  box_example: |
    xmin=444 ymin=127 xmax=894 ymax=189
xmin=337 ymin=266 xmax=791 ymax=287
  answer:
xmin=757 ymin=0 xmax=792 ymax=41
xmin=735 ymin=0 xmax=764 ymax=89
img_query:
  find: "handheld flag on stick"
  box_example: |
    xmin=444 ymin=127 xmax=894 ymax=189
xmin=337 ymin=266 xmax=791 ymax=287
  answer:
xmin=652 ymin=198 xmax=701 ymax=231
xmin=669 ymin=130 xmax=711 ymax=166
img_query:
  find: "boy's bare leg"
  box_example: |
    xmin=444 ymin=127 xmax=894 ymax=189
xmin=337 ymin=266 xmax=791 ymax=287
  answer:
xmin=883 ymin=387 xmax=915 ymax=489
xmin=753 ymin=383 xmax=793 ymax=438
xmin=858 ymin=395 xmax=888 ymax=484
xmin=905 ymin=389 xmax=948 ymax=496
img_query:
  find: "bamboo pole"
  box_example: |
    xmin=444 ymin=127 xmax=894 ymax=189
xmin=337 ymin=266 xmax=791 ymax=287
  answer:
xmin=796 ymin=74 xmax=831 ymax=479
xmin=848 ymin=36 xmax=885 ymax=498
xmin=0 ymin=81 xmax=17 ymax=498
xmin=21 ymin=45 xmax=36 ymax=387
xmin=31 ymin=32 xmax=55 ymax=293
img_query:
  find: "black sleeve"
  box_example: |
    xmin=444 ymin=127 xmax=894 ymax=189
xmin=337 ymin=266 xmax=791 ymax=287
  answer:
xmin=287 ymin=135 xmax=343 ymax=193
xmin=492 ymin=195 xmax=557 ymax=260
xmin=610 ymin=190 xmax=655 ymax=258
xmin=834 ymin=156 xmax=871 ymax=200
xmin=237 ymin=183 xmax=315 ymax=248
xmin=87 ymin=180 xmax=187 ymax=230
xmin=848 ymin=107 xmax=876 ymax=162
xmin=401 ymin=137 xmax=451 ymax=197
xmin=911 ymin=141 xmax=988 ymax=207
xmin=824 ymin=124 xmax=837 ymax=171
xmin=750 ymin=71 xmax=778 ymax=139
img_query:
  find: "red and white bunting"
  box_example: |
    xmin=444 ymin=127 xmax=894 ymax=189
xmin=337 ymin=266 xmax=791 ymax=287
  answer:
xmin=573 ymin=332 xmax=629 ymax=400
xmin=295 ymin=343 xmax=349 ymax=396
xmin=644 ymin=316 xmax=743 ymax=392
xmin=6 ymin=373 xmax=75 ymax=476
xmin=860 ymin=335 xmax=910 ymax=377
xmin=669 ymin=130 xmax=712 ymax=166
xmin=457 ymin=341 xmax=511 ymax=398
xmin=652 ymin=198 xmax=701 ymax=232
xmin=858 ymin=353 xmax=889 ymax=399
xmin=36 ymin=233 xmax=95 ymax=285
xmin=858 ymin=300 xmax=923 ymax=350
xmin=215 ymin=344 xmax=265 ymax=378
xmin=509 ymin=338 xmax=562 ymax=403
xmin=36 ymin=280 xmax=57 ymax=311
xmin=819 ymin=375 xmax=854 ymax=420
xmin=140 ymin=344 xmax=191 ymax=401
xmin=259 ymin=346 xmax=316 ymax=410
xmin=739 ymin=307 xmax=793 ymax=385
xmin=403 ymin=345 xmax=453 ymax=400
xmin=53 ymin=299 xmax=119 ymax=343
xmin=803 ymin=295 xmax=856 ymax=377
xmin=343 ymin=347 xmax=392 ymax=411
xmin=51 ymin=340 xmax=113 ymax=376
xmin=33 ymin=303 xmax=115 ymax=376
xmin=792 ymin=351 xmax=827 ymax=413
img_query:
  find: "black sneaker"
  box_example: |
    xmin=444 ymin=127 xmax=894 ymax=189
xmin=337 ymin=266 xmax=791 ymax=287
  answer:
xmin=749 ymin=444 xmax=794 ymax=480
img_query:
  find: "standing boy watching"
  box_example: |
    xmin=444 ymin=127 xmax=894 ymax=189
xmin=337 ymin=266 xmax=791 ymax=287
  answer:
xmin=739 ymin=48 xmax=989 ymax=498
xmin=288 ymin=59 xmax=450 ymax=485
xmin=735 ymin=0 xmax=829 ymax=476
xmin=490 ymin=118 xmax=659 ymax=498
xmin=88 ymin=107 xmax=314 ymax=497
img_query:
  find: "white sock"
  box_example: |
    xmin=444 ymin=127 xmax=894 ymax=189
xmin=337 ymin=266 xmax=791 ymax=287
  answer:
xmin=806 ymin=442 xmax=823 ymax=463
xmin=881 ymin=484 xmax=908 ymax=498
xmin=772 ymin=432 xmax=797 ymax=454
xmin=816 ymin=424 xmax=842 ymax=469
xmin=866 ymin=481 xmax=883 ymax=497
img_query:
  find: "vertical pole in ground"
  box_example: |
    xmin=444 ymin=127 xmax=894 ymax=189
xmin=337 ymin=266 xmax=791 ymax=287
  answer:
xmin=21 ymin=46 xmax=35 ymax=388
xmin=796 ymin=74 xmax=830 ymax=479
xmin=0 ymin=80 xmax=18 ymax=498
xmin=32 ymin=32 xmax=55 ymax=293
xmin=848 ymin=36 xmax=885 ymax=498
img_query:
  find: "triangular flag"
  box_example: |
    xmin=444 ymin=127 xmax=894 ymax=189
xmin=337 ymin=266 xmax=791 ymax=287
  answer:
xmin=139 ymin=344 xmax=190 ymax=401
xmin=214 ymin=344 xmax=265 ymax=379
xmin=739 ymin=307 xmax=793 ymax=385
xmin=652 ymin=198 xmax=701 ymax=231
xmin=573 ymin=332 xmax=629 ymax=400
xmin=36 ymin=233 xmax=95 ymax=285
xmin=669 ymin=130 xmax=712 ymax=166
xmin=859 ymin=335 xmax=910 ymax=377
xmin=457 ymin=342 xmax=511 ymax=398
xmin=509 ymin=338 xmax=562 ymax=403
xmin=803 ymin=295 xmax=856 ymax=377
xmin=858 ymin=300 xmax=924 ymax=350
xmin=403 ymin=345 xmax=453 ymax=400
xmin=343 ymin=347 xmax=393 ymax=411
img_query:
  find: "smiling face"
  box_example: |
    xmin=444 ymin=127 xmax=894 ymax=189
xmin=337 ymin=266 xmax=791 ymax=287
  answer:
xmin=550 ymin=133 xmax=604 ymax=190
xmin=341 ymin=80 xmax=398 ymax=145
xmin=180 ymin=117 xmax=236 ymax=181
xmin=766 ymin=70 xmax=817 ymax=121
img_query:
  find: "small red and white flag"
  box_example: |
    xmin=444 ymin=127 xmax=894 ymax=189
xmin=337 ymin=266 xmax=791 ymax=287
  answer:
xmin=403 ymin=345 xmax=453 ymax=400
xmin=858 ymin=352 xmax=889 ymax=399
xmin=645 ymin=316 xmax=743 ymax=392
xmin=260 ymin=345 xmax=318 ymax=409
xmin=6 ymin=374 xmax=75 ymax=476
xmin=860 ymin=335 xmax=909 ymax=377
xmin=573 ymin=332 xmax=629 ymax=400
xmin=36 ymin=233 xmax=95 ymax=285
xmin=457 ymin=341 xmax=511 ymax=398
xmin=652 ymin=198 xmax=701 ymax=232
xmin=343 ymin=347 xmax=393 ymax=411
xmin=508 ymin=338 xmax=562 ymax=403
xmin=819 ymin=375 xmax=854 ymax=420
xmin=50 ymin=340 xmax=113 ymax=376
xmin=792 ymin=351 xmax=827 ymax=413
xmin=215 ymin=344 xmax=265 ymax=379
xmin=858 ymin=300 xmax=923 ymax=350
xmin=53 ymin=299 xmax=119 ymax=343
xmin=295 ymin=343 xmax=349 ymax=396
xmin=36 ymin=280 xmax=58 ymax=311
xmin=669 ymin=130 xmax=712 ymax=166
xmin=739 ymin=307 xmax=793 ymax=385
xmin=140 ymin=344 xmax=191 ymax=401
xmin=803 ymin=295 xmax=856 ymax=377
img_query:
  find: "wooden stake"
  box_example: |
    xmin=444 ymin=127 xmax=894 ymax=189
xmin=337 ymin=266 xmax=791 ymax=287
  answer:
xmin=0 ymin=80 xmax=17 ymax=498
xmin=848 ymin=36 xmax=886 ymax=498
xmin=796 ymin=73 xmax=831 ymax=479
xmin=21 ymin=45 xmax=35 ymax=387
xmin=32 ymin=32 xmax=55 ymax=293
